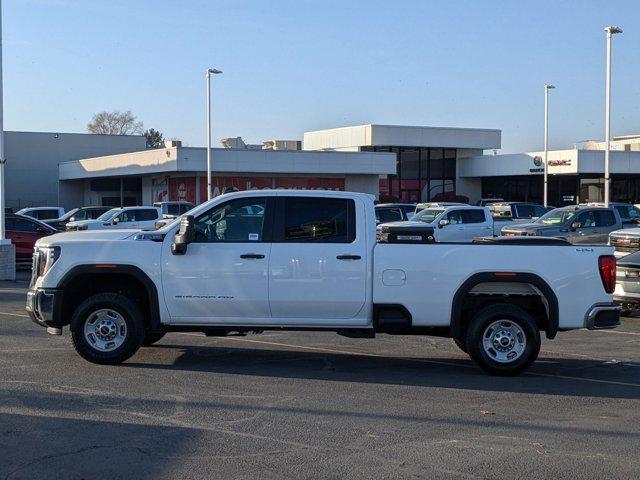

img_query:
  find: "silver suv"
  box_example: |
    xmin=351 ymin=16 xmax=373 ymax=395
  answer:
xmin=501 ymin=206 xmax=622 ymax=245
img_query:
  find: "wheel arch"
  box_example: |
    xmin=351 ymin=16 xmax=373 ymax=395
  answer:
xmin=450 ymin=272 xmax=559 ymax=340
xmin=58 ymin=264 xmax=161 ymax=330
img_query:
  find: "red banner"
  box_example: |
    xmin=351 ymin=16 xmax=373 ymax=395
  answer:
xmin=168 ymin=176 xmax=345 ymax=204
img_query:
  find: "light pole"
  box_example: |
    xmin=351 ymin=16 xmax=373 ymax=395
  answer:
xmin=604 ymin=26 xmax=622 ymax=207
xmin=543 ymin=84 xmax=555 ymax=208
xmin=206 ymin=67 xmax=222 ymax=201
xmin=0 ymin=0 xmax=5 ymax=244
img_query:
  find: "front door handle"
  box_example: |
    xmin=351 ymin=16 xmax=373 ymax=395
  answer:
xmin=336 ymin=254 xmax=361 ymax=260
xmin=240 ymin=253 xmax=265 ymax=259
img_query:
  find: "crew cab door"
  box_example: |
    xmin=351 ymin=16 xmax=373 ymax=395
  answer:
xmin=460 ymin=209 xmax=493 ymax=240
xmin=161 ymin=196 xmax=273 ymax=322
xmin=268 ymin=196 xmax=367 ymax=322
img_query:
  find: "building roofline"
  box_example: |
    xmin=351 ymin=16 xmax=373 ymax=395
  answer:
xmin=303 ymin=124 xmax=501 ymax=135
xmin=4 ymin=129 xmax=145 ymax=138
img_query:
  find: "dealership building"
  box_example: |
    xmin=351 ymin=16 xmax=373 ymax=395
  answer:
xmin=5 ymin=125 xmax=640 ymax=211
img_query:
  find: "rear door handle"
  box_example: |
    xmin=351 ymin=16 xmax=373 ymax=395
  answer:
xmin=240 ymin=253 xmax=265 ymax=259
xmin=336 ymin=254 xmax=361 ymax=260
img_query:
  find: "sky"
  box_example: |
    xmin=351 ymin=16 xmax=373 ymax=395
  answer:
xmin=3 ymin=0 xmax=640 ymax=153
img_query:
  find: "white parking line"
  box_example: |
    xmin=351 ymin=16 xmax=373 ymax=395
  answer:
xmin=597 ymin=329 xmax=640 ymax=336
xmin=0 ymin=311 xmax=29 ymax=318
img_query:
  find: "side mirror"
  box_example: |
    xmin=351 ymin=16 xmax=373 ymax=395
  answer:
xmin=438 ymin=219 xmax=449 ymax=229
xmin=570 ymin=221 xmax=580 ymax=231
xmin=69 ymin=217 xmax=75 ymax=222
xmin=531 ymin=216 xmax=539 ymax=221
xmin=172 ymin=215 xmax=195 ymax=255
xmin=112 ymin=217 xmax=120 ymax=225
xmin=36 ymin=226 xmax=49 ymax=234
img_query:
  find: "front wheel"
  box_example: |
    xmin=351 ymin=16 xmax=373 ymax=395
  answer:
xmin=466 ymin=304 xmax=540 ymax=376
xmin=70 ymin=293 xmax=144 ymax=365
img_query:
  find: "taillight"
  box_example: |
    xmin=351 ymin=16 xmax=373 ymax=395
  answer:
xmin=599 ymin=255 xmax=616 ymax=294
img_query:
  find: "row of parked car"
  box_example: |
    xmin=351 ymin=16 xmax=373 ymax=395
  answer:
xmin=376 ymin=200 xmax=640 ymax=245
xmin=4 ymin=201 xmax=195 ymax=264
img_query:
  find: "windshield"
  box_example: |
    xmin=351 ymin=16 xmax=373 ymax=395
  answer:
xmin=534 ymin=209 xmax=577 ymax=226
xmin=58 ymin=208 xmax=80 ymax=221
xmin=411 ymin=209 xmax=444 ymax=223
xmin=97 ymin=208 xmax=121 ymax=221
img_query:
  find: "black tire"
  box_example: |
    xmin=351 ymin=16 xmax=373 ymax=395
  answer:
xmin=142 ymin=331 xmax=167 ymax=347
xmin=70 ymin=293 xmax=144 ymax=365
xmin=466 ymin=304 xmax=541 ymax=376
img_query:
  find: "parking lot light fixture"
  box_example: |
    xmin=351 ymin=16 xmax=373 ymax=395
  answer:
xmin=206 ymin=67 xmax=222 ymax=201
xmin=543 ymin=84 xmax=555 ymax=208
xmin=604 ymin=26 xmax=622 ymax=208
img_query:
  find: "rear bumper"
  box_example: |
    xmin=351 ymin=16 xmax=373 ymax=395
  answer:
xmin=26 ymin=288 xmax=64 ymax=329
xmin=584 ymin=303 xmax=621 ymax=330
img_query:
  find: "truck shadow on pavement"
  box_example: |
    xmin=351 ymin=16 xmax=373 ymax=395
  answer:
xmin=124 ymin=342 xmax=640 ymax=400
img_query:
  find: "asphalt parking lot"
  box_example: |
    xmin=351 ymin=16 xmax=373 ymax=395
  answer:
xmin=1 ymin=273 xmax=639 ymax=480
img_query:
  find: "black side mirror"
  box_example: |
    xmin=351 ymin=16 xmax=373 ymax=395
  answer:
xmin=172 ymin=215 xmax=195 ymax=255
xmin=438 ymin=219 xmax=448 ymax=229
xmin=570 ymin=221 xmax=580 ymax=231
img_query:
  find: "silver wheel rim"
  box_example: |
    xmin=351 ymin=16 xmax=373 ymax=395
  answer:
xmin=83 ymin=308 xmax=127 ymax=352
xmin=482 ymin=319 xmax=527 ymax=364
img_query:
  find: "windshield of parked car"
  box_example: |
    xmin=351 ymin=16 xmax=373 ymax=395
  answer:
xmin=57 ymin=208 xmax=80 ymax=221
xmin=534 ymin=209 xmax=577 ymax=226
xmin=411 ymin=209 xmax=445 ymax=223
xmin=97 ymin=208 xmax=121 ymax=221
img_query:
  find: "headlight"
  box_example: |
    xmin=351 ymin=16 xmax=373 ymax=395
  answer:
xmin=35 ymin=246 xmax=61 ymax=277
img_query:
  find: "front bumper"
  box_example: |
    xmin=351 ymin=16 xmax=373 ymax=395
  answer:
xmin=26 ymin=288 xmax=64 ymax=330
xmin=584 ymin=303 xmax=621 ymax=330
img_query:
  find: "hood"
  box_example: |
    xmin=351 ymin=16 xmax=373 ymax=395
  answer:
xmin=501 ymin=222 xmax=542 ymax=232
xmin=35 ymin=229 xmax=138 ymax=247
xmin=378 ymin=220 xmax=434 ymax=229
xmin=66 ymin=218 xmax=106 ymax=228
xmin=611 ymin=227 xmax=640 ymax=238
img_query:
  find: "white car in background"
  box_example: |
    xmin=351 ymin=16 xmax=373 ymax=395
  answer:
xmin=380 ymin=205 xmax=494 ymax=242
xmin=66 ymin=206 xmax=161 ymax=231
xmin=16 ymin=207 xmax=65 ymax=221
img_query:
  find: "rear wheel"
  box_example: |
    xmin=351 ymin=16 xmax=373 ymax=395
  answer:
xmin=466 ymin=304 xmax=540 ymax=376
xmin=70 ymin=293 xmax=144 ymax=365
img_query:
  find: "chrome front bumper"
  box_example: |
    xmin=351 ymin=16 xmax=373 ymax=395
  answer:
xmin=584 ymin=303 xmax=622 ymax=330
xmin=26 ymin=288 xmax=63 ymax=332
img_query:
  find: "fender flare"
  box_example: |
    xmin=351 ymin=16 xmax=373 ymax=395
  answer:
xmin=449 ymin=272 xmax=559 ymax=339
xmin=59 ymin=264 xmax=161 ymax=330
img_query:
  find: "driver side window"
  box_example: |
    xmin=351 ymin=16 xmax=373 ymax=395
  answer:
xmin=193 ymin=198 xmax=267 ymax=242
xmin=445 ymin=210 xmax=463 ymax=225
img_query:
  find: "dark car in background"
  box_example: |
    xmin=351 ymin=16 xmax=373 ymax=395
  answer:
xmin=374 ymin=203 xmax=416 ymax=224
xmin=501 ymin=205 xmax=623 ymax=244
xmin=44 ymin=206 xmax=113 ymax=231
xmin=5 ymin=214 xmax=57 ymax=264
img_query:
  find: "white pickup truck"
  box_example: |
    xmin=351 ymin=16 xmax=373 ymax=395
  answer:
xmin=26 ymin=190 xmax=621 ymax=376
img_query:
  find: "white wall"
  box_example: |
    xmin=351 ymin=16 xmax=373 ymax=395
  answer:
xmin=344 ymin=174 xmax=380 ymax=198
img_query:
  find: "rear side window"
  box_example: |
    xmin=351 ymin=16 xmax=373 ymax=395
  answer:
xmin=35 ymin=209 xmax=59 ymax=220
xmin=461 ymin=209 xmax=486 ymax=224
xmin=594 ymin=211 xmax=616 ymax=227
xmin=279 ymin=197 xmax=355 ymax=243
xmin=135 ymin=209 xmax=159 ymax=221
xmin=514 ymin=205 xmax=536 ymax=219
xmin=7 ymin=217 xmax=39 ymax=232
xmin=376 ymin=207 xmax=403 ymax=224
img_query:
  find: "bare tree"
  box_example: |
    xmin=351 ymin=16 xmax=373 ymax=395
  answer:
xmin=87 ymin=110 xmax=144 ymax=135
